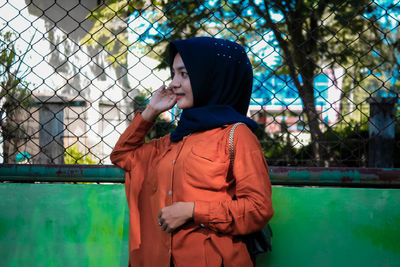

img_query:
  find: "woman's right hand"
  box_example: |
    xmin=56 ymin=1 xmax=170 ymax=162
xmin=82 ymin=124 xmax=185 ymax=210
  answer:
xmin=141 ymin=85 xmax=176 ymax=122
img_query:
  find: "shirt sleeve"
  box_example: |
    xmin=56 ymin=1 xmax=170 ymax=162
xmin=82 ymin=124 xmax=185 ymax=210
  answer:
xmin=110 ymin=111 xmax=155 ymax=171
xmin=110 ymin=111 xmax=161 ymax=251
xmin=193 ymin=124 xmax=274 ymax=235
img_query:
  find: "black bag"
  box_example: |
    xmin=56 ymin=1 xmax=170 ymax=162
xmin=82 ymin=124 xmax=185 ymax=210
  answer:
xmin=229 ymin=123 xmax=273 ymax=255
xmin=243 ymin=224 xmax=272 ymax=255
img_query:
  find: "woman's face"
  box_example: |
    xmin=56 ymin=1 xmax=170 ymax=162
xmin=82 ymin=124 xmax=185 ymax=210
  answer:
xmin=169 ymin=53 xmax=194 ymax=109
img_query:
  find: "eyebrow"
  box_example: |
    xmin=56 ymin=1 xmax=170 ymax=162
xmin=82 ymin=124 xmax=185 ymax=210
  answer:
xmin=173 ymin=65 xmax=187 ymax=71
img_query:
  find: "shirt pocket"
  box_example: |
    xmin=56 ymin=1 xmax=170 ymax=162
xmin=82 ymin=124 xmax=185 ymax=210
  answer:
xmin=183 ymin=146 xmax=229 ymax=191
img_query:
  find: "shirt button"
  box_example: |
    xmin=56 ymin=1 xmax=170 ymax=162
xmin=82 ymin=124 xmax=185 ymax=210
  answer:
xmin=172 ymin=160 xmax=175 ymax=164
xmin=168 ymin=190 xmax=172 ymax=195
xmin=200 ymin=224 xmax=205 ymax=228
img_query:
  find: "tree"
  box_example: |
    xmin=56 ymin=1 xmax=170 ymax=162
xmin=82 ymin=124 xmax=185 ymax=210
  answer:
xmin=0 ymin=31 xmax=32 ymax=163
xmin=64 ymin=144 xmax=98 ymax=164
xmin=84 ymin=0 xmax=394 ymax=165
xmin=329 ymin=2 xmax=400 ymax=127
xmin=235 ymin=0 xmax=390 ymax=165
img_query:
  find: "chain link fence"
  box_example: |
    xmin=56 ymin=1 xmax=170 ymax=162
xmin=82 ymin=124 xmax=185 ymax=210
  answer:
xmin=0 ymin=0 xmax=399 ymax=167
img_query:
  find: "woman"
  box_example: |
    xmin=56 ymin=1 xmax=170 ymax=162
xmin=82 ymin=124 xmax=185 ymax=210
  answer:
xmin=111 ymin=37 xmax=273 ymax=267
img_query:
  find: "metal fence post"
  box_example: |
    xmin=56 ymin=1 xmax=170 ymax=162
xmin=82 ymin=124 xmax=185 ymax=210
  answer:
xmin=367 ymin=97 xmax=397 ymax=168
xmin=38 ymin=95 xmax=66 ymax=164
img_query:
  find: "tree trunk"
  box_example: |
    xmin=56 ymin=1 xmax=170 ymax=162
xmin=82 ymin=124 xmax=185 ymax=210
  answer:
xmin=298 ymin=84 xmax=324 ymax=166
xmin=1 ymin=128 xmax=9 ymax=163
xmin=289 ymin=54 xmax=325 ymax=165
xmin=1 ymin=123 xmax=13 ymax=163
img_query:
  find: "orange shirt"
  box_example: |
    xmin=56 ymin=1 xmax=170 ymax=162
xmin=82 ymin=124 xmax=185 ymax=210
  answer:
xmin=111 ymin=113 xmax=273 ymax=267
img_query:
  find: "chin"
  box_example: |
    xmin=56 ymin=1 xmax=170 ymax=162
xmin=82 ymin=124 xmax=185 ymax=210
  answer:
xmin=177 ymin=101 xmax=193 ymax=109
xmin=177 ymin=105 xmax=190 ymax=109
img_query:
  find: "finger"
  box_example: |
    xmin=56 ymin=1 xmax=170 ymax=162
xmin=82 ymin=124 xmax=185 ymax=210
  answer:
xmin=153 ymin=85 xmax=165 ymax=95
xmin=161 ymin=223 xmax=168 ymax=231
xmin=163 ymin=86 xmax=173 ymax=94
xmin=158 ymin=210 xmax=162 ymax=218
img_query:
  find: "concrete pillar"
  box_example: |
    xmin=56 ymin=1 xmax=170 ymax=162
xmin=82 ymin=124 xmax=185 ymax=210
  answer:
xmin=38 ymin=95 xmax=66 ymax=164
xmin=367 ymin=97 xmax=397 ymax=168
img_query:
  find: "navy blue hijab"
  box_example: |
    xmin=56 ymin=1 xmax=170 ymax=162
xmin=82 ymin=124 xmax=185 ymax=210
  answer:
xmin=169 ymin=37 xmax=257 ymax=142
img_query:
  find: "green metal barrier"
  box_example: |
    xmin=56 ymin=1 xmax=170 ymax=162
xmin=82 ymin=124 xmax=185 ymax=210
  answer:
xmin=1 ymin=164 xmax=400 ymax=267
xmin=0 ymin=183 xmax=129 ymax=267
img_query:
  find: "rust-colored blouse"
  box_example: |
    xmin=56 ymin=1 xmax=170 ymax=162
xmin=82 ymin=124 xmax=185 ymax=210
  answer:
xmin=110 ymin=113 xmax=273 ymax=267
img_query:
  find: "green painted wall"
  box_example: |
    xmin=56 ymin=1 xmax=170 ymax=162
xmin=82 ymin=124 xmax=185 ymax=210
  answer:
xmin=0 ymin=184 xmax=399 ymax=267
xmin=258 ymin=187 xmax=400 ymax=267
xmin=0 ymin=184 xmax=129 ymax=267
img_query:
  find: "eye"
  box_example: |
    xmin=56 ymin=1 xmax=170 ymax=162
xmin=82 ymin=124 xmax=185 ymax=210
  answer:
xmin=181 ymin=71 xmax=189 ymax=78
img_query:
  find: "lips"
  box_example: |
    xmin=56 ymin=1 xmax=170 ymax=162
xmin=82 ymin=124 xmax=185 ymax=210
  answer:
xmin=175 ymin=93 xmax=185 ymax=100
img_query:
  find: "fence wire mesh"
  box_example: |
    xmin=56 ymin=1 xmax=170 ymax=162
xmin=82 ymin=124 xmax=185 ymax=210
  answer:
xmin=0 ymin=0 xmax=399 ymax=167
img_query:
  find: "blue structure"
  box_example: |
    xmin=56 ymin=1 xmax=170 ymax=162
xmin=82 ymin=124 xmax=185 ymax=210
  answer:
xmin=251 ymin=74 xmax=332 ymax=109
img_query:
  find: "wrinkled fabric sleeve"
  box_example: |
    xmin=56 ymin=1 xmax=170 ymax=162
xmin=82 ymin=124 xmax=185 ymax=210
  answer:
xmin=110 ymin=112 xmax=155 ymax=171
xmin=110 ymin=112 xmax=157 ymax=251
xmin=193 ymin=124 xmax=274 ymax=235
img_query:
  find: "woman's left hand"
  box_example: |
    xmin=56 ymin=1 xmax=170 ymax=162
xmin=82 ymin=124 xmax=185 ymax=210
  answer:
xmin=158 ymin=202 xmax=194 ymax=233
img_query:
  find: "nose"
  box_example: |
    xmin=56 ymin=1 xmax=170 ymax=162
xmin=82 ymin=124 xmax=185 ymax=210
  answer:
xmin=169 ymin=74 xmax=180 ymax=90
